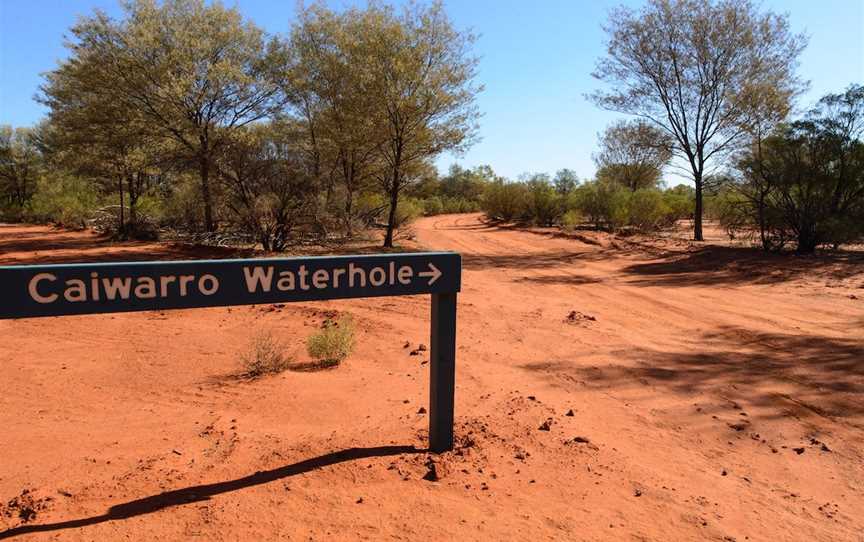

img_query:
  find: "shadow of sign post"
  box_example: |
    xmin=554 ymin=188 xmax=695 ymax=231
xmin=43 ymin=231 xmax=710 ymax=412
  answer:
xmin=0 ymin=252 xmax=461 ymax=453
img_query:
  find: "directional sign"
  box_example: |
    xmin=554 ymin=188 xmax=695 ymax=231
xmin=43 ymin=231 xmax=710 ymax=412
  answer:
xmin=0 ymin=252 xmax=460 ymax=319
xmin=0 ymin=251 xmax=461 ymax=452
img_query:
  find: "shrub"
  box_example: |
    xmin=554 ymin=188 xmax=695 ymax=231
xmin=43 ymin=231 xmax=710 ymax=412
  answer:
xmin=628 ymin=189 xmax=667 ymax=230
xmin=571 ymin=180 xmax=630 ymax=230
xmin=394 ymin=198 xmax=422 ymax=228
xmin=241 ymin=329 xmax=292 ymax=377
xmin=525 ymin=178 xmax=565 ymax=226
xmin=422 ymin=196 xmax=444 ymax=216
xmin=661 ymin=186 xmax=694 ymax=223
xmin=355 ymin=192 xmax=388 ymax=225
xmin=307 ymin=316 xmax=355 ymax=367
xmin=26 ymin=173 xmax=101 ymax=229
xmin=560 ymin=209 xmax=582 ymax=231
xmin=482 ymin=180 xmax=527 ymax=221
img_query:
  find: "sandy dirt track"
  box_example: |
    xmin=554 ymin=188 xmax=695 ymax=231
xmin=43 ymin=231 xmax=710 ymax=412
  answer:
xmin=1 ymin=215 xmax=863 ymax=541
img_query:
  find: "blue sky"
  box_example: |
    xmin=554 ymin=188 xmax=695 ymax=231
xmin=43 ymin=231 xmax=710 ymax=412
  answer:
xmin=1 ymin=0 xmax=862 ymax=181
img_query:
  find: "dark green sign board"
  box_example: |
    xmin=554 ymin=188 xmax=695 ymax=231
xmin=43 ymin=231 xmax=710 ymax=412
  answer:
xmin=0 ymin=252 xmax=460 ymax=452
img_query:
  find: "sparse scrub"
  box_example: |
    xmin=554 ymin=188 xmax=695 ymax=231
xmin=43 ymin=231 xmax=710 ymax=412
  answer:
xmin=241 ymin=329 xmax=292 ymax=377
xmin=307 ymin=316 xmax=356 ymax=367
xmin=482 ymin=180 xmax=528 ymax=221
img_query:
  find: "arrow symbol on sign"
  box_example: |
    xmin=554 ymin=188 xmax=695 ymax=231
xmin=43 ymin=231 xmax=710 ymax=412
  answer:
xmin=418 ymin=263 xmax=442 ymax=285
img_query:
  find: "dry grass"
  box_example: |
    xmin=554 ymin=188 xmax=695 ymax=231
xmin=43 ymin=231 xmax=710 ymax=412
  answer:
xmin=240 ymin=329 xmax=292 ymax=378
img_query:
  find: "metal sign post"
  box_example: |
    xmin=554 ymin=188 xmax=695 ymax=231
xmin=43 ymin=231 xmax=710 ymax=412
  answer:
xmin=0 ymin=252 xmax=461 ymax=452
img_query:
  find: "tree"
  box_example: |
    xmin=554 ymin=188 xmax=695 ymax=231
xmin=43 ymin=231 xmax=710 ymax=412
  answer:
xmin=593 ymin=120 xmax=672 ymax=191
xmin=360 ymin=2 xmax=481 ymax=247
xmin=734 ymin=85 xmax=864 ymax=253
xmin=44 ymin=0 xmax=286 ymax=232
xmin=590 ymin=0 xmax=807 ymax=240
xmin=553 ymin=168 xmax=579 ymax=195
xmin=219 ymin=124 xmax=318 ymax=251
xmin=40 ymin=67 xmax=163 ymax=235
xmin=0 ymin=126 xmax=41 ymax=217
xmin=287 ymin=5 xmax=385 ymax=236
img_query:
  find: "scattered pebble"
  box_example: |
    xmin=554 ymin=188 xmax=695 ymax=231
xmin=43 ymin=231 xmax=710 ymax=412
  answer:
xmin=538 ymin=418 xmax=553 ymax=431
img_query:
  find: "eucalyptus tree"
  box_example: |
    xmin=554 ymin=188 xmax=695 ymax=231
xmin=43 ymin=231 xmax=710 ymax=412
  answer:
xmin=362 ymin=2 xmax=482 ymax=247
xmin=590 ymin=0 xmax=807 ymax=240
xmin=288 ymin=5 xmax=386 ymax=236
xmin=44 ymin=0 xmax=287 ymax=232
xmin=593 ymin=120 xmax=673 ymax=191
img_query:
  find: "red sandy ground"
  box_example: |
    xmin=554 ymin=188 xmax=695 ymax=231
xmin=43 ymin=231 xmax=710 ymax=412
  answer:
xmin=1 ymin=214 xmax=862 ymax=541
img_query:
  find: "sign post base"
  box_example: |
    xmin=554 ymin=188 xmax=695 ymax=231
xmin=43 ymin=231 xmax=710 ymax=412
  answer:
xmin=429 ymin=292 xmax=457 ymax=453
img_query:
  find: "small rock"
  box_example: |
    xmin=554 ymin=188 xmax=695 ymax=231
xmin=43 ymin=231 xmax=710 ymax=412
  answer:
xmin=634 ymin=488 xmax=642 ymax=497
xmin=565 ymin=409 xmax=575 ymax=417
xmin=403 ymin=341 xmax=411 ymax=349
xmin=527 ymin=395 xmax=537 ymax=401
xmin=821 ymin=443 xmax=831 ymax=452
xmin=793 ymin=447 xmax=805 ymax=455
xmin=572 ymin=436 xmax=591 ymax=444
xmin=538 ymin=418 xmax=553 ymax=431
xmin=849 ymin=294 xmax=858 ymax=300
xmin=721 ymin=469 xmax=727 ymax=476
xmin=417 ymin=344 xmax=428 ymax=351
xmin=422 ymin=461 xmax=439 ymax=482
xmin=727 ymin=421 xmax=749 ymax=432
xmin=417 ymin=407 xmax=427 ymax=414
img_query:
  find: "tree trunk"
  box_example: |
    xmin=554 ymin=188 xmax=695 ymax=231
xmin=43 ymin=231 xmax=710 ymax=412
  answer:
xmin=200 ymin=156 xmax=215 ymax=232
xmin=127 ymin=174 xmax=138 ymax=230
xmin=693 ymin=172 xmax=704 ymax=241
xmin=383 ymin=181 xmax=399 ymax=248
xmin=796 ymin=227 xmax=818 ymax=254
xmin=757 ymin=193 xmax=768 ymax=251
xmin=118 ymin=178 xmax=125 ymax=235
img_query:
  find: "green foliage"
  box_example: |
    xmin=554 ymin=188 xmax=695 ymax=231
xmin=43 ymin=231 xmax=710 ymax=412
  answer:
xmin=307 ymin=316 xmax=355 ymax=366
xmin=560 ymin=209 xmax=582 ymax=231
xmin=662 ymin=185 xmax=696 ymax=221
xmin=482 ymin=180 xmax=528 ymax=221
xmin=422 ymin=196 xmax=444 ymax=216
xmin=570 ymin=180 xmax=629 ymax=230
xmin=394 ymin=198 xmax=423 ymax=229
xmin=626 ymin=189 xmax=664 ymax=230
xmin=525 ymin=175 xmax=566 ymax=226
xmin=355 ymin=192 xmax=388 ymax=226
xmin=26 ymin=173 xmax=101 ymax=229
xmin=731 ymin=84 xmax=864 ymax=252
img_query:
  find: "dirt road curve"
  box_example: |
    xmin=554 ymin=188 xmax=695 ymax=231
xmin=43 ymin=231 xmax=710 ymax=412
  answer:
xmin=1 ymin=216 xmax=862 ymax=541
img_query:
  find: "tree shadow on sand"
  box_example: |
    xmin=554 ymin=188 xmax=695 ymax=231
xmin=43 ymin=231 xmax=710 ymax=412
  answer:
xmin=521 ymin=326 xmax=864 ymax=422
xmin=621 ymin=245 xmax=864 ymax=287
xmin=0 ymin=445 xmax=423 ymax=540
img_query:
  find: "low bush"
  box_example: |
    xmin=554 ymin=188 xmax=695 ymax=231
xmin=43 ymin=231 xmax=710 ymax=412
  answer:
xmin=241 ymin=329 xmax=292 ymax=377
xmin=627 ymin=189 xmax=667 ymax=230
xmin=560 ymin=209 xmax=582 ymax=231
xmin=482 ymin=180 xmax=528 ymax=221
xmin=307 ymin=316 xmax=355 ymax=367
xmin=26 ymin=173 xmax=101 ymax=229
